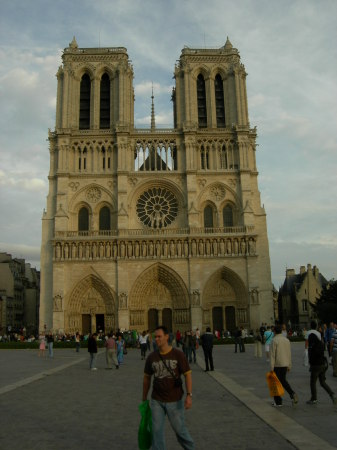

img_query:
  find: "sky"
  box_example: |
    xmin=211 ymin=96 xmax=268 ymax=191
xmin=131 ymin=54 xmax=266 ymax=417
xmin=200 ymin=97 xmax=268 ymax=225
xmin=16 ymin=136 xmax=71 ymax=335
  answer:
xmin=0 ymin=0 xmax=336 ymax=288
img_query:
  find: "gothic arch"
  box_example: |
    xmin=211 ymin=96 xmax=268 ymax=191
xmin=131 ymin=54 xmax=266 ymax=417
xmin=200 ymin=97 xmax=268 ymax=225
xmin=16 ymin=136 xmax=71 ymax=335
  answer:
xmin=65 ymin=274 xmax=116 ymax=333
xmin=129 ymin=262 xmax=189 ymax=311
xmin=203 ymin=266 xmax=248 ymax=307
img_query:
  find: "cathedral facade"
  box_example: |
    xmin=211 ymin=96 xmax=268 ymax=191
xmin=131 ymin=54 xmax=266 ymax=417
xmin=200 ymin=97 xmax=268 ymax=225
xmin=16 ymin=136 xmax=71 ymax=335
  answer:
xmin=40 ymin=37 xmax=273 ymax=335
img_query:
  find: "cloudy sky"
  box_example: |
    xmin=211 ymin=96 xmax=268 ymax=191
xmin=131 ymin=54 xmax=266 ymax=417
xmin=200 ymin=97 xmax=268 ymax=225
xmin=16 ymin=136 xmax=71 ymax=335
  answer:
xmin=0 ymin=0 xmax=336 ymax=287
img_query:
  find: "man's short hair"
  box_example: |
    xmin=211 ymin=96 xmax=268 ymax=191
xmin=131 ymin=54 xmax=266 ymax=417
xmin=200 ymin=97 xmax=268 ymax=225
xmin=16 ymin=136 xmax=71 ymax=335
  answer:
xmin=206 ymin=326 xmax=211 ymax=332
xmin=274 ymin=325 xmax=282 ymax=334
xmin=310 ymin=320 xmax=317 ymax=330
xmin=155 ymin=325 xmax=169 ymax=335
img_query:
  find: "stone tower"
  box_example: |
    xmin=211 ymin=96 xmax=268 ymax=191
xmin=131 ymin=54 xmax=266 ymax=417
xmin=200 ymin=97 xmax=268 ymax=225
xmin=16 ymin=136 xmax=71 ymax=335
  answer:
xmin=40 ymin=37 xmax=273 ymax=335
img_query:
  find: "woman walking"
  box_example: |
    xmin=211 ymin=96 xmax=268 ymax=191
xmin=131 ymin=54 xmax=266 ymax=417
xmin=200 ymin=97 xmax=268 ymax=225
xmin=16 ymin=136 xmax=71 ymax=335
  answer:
xmin=116 ymin=334 xmax=125 ymax=365
xmin=139 ymin=331 xmax=148 ymax=360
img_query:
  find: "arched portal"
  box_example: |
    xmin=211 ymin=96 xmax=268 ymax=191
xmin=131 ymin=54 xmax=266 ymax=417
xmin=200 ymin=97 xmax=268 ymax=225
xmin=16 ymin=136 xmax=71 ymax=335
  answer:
xmin=65 ymin=274 xmax=116 ymax=334
xmin=129 ymin=263 xmax=190 ymax=332
xmin=203 ymin=267 xmax=248 ymax=333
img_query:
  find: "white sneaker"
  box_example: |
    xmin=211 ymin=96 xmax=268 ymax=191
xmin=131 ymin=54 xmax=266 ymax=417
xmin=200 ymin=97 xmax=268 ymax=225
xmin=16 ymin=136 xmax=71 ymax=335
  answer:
xmin=91 ymin=367 xmax=98 ymax=371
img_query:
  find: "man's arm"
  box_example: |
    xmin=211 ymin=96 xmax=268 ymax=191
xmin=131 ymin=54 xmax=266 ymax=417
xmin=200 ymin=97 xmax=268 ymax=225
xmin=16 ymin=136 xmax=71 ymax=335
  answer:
xmin=184 ymin=371 xmax=192 ymax=410
xmin=142 ymin=374 xmax=151 ymax=401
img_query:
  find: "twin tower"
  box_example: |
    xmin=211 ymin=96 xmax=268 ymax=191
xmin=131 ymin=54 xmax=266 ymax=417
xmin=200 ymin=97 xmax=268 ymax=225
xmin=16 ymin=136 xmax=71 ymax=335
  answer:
xmin=40 ymin=37 xmax=273 ymax=335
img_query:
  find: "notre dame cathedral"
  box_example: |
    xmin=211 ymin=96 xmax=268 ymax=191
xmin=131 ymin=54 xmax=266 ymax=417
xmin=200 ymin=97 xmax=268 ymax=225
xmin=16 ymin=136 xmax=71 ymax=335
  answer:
xmin=39 ymin=37 xmax=273 ymax=335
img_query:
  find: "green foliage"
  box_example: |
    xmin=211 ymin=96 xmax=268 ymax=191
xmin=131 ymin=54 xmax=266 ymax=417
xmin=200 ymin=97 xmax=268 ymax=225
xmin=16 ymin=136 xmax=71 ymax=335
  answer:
xmin=312 ymin=280 xmax=337 ymax=323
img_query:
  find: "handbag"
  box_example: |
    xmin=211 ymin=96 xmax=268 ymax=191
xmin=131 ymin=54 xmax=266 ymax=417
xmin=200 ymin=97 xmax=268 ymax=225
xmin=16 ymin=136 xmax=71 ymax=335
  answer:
xmin=266 ymin=371 xmax=285 ymax=397
xmin=138 ymin=400 xmax=152 ymax=450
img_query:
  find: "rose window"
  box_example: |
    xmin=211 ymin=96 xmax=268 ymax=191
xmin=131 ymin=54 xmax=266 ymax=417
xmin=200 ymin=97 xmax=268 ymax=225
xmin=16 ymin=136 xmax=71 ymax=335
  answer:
xmin=136 ymin=187 xmax=178 ymax=228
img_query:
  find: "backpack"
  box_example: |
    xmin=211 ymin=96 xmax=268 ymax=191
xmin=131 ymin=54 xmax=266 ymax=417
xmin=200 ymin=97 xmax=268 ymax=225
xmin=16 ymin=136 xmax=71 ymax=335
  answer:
xmin=308 ymin=333 xmax=325 ymax=366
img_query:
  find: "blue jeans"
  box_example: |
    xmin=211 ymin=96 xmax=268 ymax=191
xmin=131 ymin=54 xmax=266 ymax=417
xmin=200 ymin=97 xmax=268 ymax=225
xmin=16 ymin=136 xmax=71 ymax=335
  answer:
xmin=150 ymin=398 xmax=194 ymax=450
xmin=89 ymin=353 xmax=97 ymax=369
xmin=48 ymin=342 xmax=53 ymax=358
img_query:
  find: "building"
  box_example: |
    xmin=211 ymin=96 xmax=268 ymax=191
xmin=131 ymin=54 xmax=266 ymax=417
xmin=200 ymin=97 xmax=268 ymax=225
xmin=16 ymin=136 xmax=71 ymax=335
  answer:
xmin=278 ymin=264 xmax=327 ymax=329
xmin=0 ymin=252 xmax=40 ymax=335
xmin=39 ymin=37 xmax=273 ymax=335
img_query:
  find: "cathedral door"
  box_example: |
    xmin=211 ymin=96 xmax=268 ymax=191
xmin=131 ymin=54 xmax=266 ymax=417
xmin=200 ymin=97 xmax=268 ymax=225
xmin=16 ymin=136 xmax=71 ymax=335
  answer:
xmin=96 ymin=314 xmax=105 ymax=332
xmin=212 ymin=307 xmax=223 ymax=333
xmin=82 ymin=314 xmax=91 ymax=335
xmin=162 ymin=308 xmax=172 ymax=332
xmin=148 ymin=308 xmax=158 ymax=331
xmin=225 ymin=306 xmax=236 ymax=333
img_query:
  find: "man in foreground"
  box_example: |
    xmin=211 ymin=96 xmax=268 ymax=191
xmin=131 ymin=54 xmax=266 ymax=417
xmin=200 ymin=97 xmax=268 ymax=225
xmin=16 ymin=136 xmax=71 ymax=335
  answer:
xmin=270 ymin=324 xmax=298 ymax=407
xmin=142 ymin=326 xmax=194 ymax=450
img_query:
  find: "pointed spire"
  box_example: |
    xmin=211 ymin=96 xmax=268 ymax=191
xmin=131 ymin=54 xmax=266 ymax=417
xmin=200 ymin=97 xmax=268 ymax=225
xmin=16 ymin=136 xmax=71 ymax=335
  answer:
xmin=151 ymin=83 xmax=156 ymax=130
xmin=224 ymin=36 xmax=233 ymax=50
xmin=69 ymin=36 xmax=78 ymax=49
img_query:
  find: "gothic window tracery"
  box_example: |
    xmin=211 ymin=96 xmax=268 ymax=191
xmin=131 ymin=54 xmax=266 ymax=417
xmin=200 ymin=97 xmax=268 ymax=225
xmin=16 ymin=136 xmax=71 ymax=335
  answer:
xmin=99 ymin=206 xmax=111 ymax=231
xmin=79 ymin=74 xmax=91 ymax=129
xmin=223 ymin=205 xmax=233 ymax=227
xmin=78 ymin=207 xmax=89 ymax=232
xmin=215 ymin=74 xmax=225 ymax=127
xmin=197 ymin=74 xmax=207 ymax=128
xmin=204 ymin=205 xmax=214 ymax=228
xmin=136 ymin=187 xmax=178 ymax=229
xmin=100 ymin=73 xmax=110 ymax=129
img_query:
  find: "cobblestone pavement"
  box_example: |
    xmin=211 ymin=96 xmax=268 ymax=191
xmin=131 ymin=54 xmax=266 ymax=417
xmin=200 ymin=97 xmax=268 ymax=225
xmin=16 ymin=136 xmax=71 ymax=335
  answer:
xmin=0 ymin=342 xmax=336 ymax=450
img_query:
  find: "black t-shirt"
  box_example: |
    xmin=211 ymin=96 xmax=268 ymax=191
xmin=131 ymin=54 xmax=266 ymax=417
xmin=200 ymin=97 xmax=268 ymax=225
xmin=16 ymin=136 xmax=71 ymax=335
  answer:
xmin=144 ymin=348 xmax=191 ymax=402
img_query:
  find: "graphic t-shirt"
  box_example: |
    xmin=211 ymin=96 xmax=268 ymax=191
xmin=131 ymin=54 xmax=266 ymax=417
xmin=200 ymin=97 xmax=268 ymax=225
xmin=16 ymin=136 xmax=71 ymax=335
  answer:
xmin=144 ymin=348 xmax=191 ymax=402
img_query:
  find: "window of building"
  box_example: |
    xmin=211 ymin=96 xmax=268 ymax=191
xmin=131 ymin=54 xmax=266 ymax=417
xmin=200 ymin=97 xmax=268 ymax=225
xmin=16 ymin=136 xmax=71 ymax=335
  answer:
xmin=99 ymin=206 xmax=111 ymax=231
xmin=302 ymin=299 xmax=308 ymax=312
xmin=78 ymin=207 xmax=89 ymax=231
xmin=223 ymin=205 xmax=233 ymax=227
xmin=197 ymin=74 xmax=207 ymax=128
xmin=204 ymin=205 xmax=214 ymax=228
xmin=102 ymin=147 xmax=106 ymax=170
xmin=215 ymin=74 xmax=225 ymax=127
xmin=201 ymin=145 xmax=209 ymax=170
xmin=79 ymin=74 xmax=91 ymax=129
xmin=100 ymin=73 xmax=110 ymax=129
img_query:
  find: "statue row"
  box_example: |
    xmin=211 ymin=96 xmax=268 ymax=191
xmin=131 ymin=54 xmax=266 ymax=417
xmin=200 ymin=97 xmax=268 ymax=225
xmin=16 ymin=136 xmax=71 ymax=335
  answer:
xmin=54 ymin=237 xmax=257 ymax=260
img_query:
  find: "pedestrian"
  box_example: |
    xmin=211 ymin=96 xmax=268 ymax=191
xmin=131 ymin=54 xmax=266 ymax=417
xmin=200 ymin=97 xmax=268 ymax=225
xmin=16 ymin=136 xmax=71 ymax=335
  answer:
xmin=270 ymin=324 xmax=298 ymax=407
xmin=330 ymin=325 xmax=337 ymax=377
xmin=139 ymin=330 xmax=148 ymax=360
xmin=240 ymin=326 xmax=246 ymax=352
xmin=176 ymin=329 xmax=182 ymax=348
xmin=306 ymin=320 xmax=336 ymax=404
xmin=234 ymin=327 xmax=241 ymax=353
xmin=46 ymin=331 xmax=54 ymax=358
xmin=201 ymin=327 xmax=214 ymax=371
xmin=325 ymin=322 xmax=335 ymax=357
xmin=142 ymin=325 xmax=194 ymax=450
xmin=254 ymin=328 xmax=262 ymax=358
xmin=116 ymin=334 xmax=125 ymax=365
xmin=105 ymin=332 xmax=119 ymax=369
xmin=75 ymin=332 xmax=81 ymax=352
xmin=190 ymin=331 xmax=197 ymax=363
xmin=264 ymin=326 xmax=274 ymax=361
xmin=38 ymin=332 xmax=46 ymax=357
xmin=183 ymin=331 xmax=192 ymax=363
xmin=88 ymin=333 xmax=98 ymax=370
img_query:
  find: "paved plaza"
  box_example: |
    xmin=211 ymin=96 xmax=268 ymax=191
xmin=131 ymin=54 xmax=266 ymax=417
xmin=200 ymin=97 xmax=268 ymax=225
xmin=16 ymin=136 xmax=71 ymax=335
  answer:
xmin=0 ymin=342 xmax=336 ymax=450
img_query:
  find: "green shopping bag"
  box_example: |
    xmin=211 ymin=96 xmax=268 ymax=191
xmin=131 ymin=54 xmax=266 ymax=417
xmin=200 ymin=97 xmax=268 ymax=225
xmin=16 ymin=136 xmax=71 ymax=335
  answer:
xmin=138 ymin=400 xmax=152 ymax=450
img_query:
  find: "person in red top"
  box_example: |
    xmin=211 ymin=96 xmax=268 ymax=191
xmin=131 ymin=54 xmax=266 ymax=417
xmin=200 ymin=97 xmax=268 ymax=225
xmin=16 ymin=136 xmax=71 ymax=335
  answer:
xmin=142 ymin=326 xmax=194 ymax=450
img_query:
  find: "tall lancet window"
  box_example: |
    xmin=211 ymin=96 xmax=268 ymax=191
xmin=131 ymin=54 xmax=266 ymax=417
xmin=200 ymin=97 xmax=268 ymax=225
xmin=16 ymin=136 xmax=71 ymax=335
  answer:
xmin=78 ymin=207 xmax=89 ymax=232
xmin=100 ymin=73 xmax=110 ymax=129
xmin=215 ymin=74 xmax=225 ymax=127
xmin=197 ymin=74 xmax=207 ymax=128
xmin=79 ymin=74 xmax=91 ymax=129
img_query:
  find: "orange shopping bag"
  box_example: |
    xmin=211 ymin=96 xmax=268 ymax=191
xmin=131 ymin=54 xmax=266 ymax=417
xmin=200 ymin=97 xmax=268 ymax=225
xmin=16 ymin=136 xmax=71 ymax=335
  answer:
xmin=266 ymin=371 xmax=285 ymax=397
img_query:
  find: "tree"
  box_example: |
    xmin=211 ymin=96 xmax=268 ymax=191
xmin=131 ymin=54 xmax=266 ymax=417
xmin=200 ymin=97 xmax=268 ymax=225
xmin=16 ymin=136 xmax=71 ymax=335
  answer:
xmin=312 ymin=280 xmax=337 ymax=324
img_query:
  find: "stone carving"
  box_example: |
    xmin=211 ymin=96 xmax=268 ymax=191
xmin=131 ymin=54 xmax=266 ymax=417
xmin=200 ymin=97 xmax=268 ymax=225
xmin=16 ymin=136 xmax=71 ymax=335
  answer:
xmin=250 ymin=289 xmax=259 ymax=305
xmin=210 ymin=184 xmax=226 ymax=201
xmin=191 ymin=290 xmax=200 ymax=306
xmin=86 ymin=187 xmax=102 ymax=202
xmin=118 ymin=292 xmax=128 ymax=309
xmin=53 ymin=236 xmax=257 ymax=262
xmin=69 ymin=181 xmax=80 ymax=191
xmin=53 ymin=295 xmax=62 ymax=311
